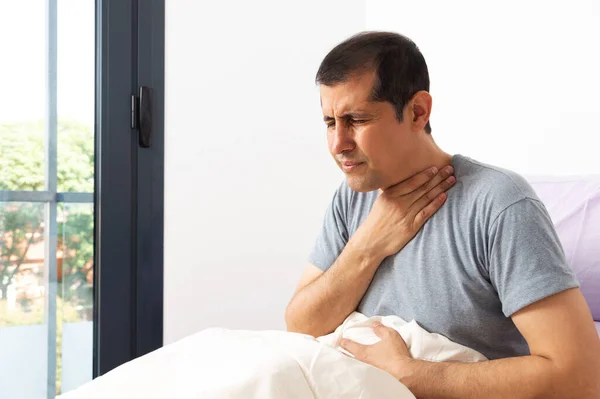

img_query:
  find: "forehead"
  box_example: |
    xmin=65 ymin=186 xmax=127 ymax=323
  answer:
xmin=319 ymin=71 xmax=377 ymax=115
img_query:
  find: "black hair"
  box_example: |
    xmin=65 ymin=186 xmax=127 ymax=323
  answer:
xmin=316 ymin=31 xmax=432 ymax=134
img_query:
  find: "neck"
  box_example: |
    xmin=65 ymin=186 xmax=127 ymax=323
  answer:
xmin=382 ymin=138 xmax=453 ymax=191
xmin=415 ymin=140 xmax=453 ymax=175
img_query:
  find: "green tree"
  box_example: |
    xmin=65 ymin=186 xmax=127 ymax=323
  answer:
xmin=58 ymin=205 xmax=94 ymax=318
xmin=0 ymin=120 xmax=94 ymax=192
xmin=0 ymin=120 xmax=94 ymax=312
xmin=0 ymin=202 xmax=44 ymax=305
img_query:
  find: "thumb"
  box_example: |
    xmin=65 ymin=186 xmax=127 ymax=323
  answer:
xmin=340 ymin=338 xmax=366 ymax=359
xmin=372 ymin=322 xmax=397 ymax=339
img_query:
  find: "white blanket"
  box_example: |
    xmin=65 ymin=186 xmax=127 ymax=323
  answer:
xmin=319 ymin=312 xmax=487 ymax=363
xmin=58 ymin=313 xmax=486 ymax=399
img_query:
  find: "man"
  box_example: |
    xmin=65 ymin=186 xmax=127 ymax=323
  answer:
xmin=285 ymin=31 xmax=600 ymax=398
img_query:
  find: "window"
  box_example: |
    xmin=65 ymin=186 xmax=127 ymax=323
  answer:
xmin=0 ymin=1 xmax=164 ymax=397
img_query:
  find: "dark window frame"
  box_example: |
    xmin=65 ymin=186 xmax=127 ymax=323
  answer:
xmin=94 ymin=0 xmax=164 ymax=377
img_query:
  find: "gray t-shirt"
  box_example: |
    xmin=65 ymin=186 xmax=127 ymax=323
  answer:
xmin=309 ymin=154 xmax=579 ymax=360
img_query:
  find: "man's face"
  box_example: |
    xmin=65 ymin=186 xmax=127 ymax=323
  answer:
xmin=320 ymin=71 xmax=419 ymax=192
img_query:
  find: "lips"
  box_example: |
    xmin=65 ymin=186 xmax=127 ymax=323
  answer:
xmin=340 ymin=161 xmax=364 ymax=172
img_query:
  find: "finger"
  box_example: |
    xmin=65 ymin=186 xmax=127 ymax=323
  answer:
xmin=372 ymin=322 xmax=396 ymax=339
xmin=383 ymin=166 xmax=440 ymax=197
xmin=340 ymin=338 xmax=366 ymax=360
xmin=406 ymin=165 xmax=454 ymax=204
xmin=410 ymin=173 xmax=456 ymax=215
xmin=411 ymin=191 xmax=448 ymax=229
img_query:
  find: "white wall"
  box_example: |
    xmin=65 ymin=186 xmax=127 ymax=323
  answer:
xmin=164 ymin=0 xmax=365 ymax=343
xmin=366 ymin=0 xmax=600 ymax=175
xmin=166 ymin=0 xmax=600 ymax=344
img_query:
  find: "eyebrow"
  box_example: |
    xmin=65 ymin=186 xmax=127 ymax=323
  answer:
xmin=323 ymin=111 xmax=372 ymax=122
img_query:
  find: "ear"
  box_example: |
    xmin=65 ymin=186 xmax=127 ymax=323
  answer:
xmin=410 ymin=90 xmax=432 ymax=132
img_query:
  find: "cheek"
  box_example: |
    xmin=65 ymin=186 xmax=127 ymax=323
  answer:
xmin=357 ymin=127 xmax=392 ymax=164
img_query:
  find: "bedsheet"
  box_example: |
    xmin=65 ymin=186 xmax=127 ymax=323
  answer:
xmin=58 ymin=313 xmax=486 ymax=399
xmin=319 ymin=312 xmax=487 ymax=363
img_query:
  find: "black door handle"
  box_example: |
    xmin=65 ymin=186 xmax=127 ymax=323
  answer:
xmin=139 ymin=86 xmax=153 ymax=148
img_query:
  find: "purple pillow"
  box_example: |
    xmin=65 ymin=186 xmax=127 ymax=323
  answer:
xmin=527 ymin=176 xmax=600 ymax=321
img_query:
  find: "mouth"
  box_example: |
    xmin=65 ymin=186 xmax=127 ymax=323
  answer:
xmin=340 ymin=161 xmax=365 ymax=173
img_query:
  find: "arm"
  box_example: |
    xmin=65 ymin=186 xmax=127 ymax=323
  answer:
xmin=343 ymin=288 xmax=600 ymax=399
xmin=285 ymin=239 xmax=384 ymax=337
xmin=286 ymin=166 xmax=456 ymax=337
xmin=401 ymin=288 xmax=600 ymax=399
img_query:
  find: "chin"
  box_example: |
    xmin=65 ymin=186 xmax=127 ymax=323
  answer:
xmin=346 ymin=175 xmax=380 ymax=193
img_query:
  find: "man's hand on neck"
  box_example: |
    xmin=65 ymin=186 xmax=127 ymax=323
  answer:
xmin=380 ymin=149 xmax=454 ymax=193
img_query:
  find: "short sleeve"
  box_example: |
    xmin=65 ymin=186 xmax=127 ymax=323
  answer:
xmin=488 ymin=198 xmax=580 ymax=317
xmin=308 ymin=185 xmax=349 ymax=272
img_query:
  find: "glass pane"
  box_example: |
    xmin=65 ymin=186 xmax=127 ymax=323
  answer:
xmin=57 ymin=0 xmax=96 ymax=396
xmin=58 ymin=203 xmax=94 ymax=393
xmin=57 ymin=0 xmax=95 ymax=193
xmin=0 ymin=202 xmax=47 ymax=398
xmin=0 ymin=204 xmax=95 ymax=397
xmin=0 ymin=2 xmax=46 ymax=190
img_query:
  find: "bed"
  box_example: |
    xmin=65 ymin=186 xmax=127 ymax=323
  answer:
xmin=58 ymin=175 xmax=600 ymax=398
xmin=527 ymin=176 xmax=600 ymax=331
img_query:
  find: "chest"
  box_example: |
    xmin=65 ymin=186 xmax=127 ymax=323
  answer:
xmin=351 ymin=198 xmax=496 ymax=319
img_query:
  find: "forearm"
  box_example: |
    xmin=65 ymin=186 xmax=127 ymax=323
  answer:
xmin=286 ymin=239 xmax=383 ymax=337
xmin=402 ymin=355 xmax=580 ymax=399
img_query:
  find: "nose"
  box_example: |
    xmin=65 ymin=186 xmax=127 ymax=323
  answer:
xmin=329 ymin=123 xmax=355 ymax=155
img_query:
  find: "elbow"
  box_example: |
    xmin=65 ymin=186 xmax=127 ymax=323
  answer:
xmin=284 ymin=304 xmax=297 ymax=332
xmin=550 ymin=356 xmax=600 ymax=399
xmin=284 ymin=302 xmax=302 ymax=333
xmin=577 ymin=358 xmax=600 ymax=398
xmin=567 ymin=371 xmax=600 ymax=399
xmin=571 ymin=345 xmax=600 ymax=398
xmin=285 ymin=302 xmax=316 ymax=336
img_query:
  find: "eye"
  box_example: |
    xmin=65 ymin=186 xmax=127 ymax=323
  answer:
xmin=326 ymin=122 xmax=335 ymax=129
xmin=352 ymin=119 xmax=367 ymax=124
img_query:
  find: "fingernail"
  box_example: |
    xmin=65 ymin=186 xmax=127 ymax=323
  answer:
xmin=372 ymin=322 xmax=382 ymax=328
xmin=447 ymin=176 xmax=456 ymax=184
xmin=430 ymin=167 xmax=438 ymax=175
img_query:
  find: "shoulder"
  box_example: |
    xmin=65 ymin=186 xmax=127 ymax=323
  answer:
xmin=330 ymin=180 xmax=353 ymax=212
xmin=453 ymin=154 xmax=542 ymax=216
